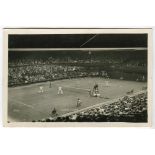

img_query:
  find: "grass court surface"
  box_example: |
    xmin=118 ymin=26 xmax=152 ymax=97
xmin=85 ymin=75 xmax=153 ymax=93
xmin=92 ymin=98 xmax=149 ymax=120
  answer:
xmin=8 ymin=77 xmax=147 ymax=122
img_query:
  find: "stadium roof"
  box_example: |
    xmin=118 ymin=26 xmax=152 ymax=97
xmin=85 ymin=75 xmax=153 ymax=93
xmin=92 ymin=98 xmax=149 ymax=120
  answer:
xmin=9 ymin=34 xmax=147 ymax=49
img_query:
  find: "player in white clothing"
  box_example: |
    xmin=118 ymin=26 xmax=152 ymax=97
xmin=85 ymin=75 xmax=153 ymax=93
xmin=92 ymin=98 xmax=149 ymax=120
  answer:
xmin=38 ymin=86 xmax=44 ymax=93
xmin=57 ymin=86 xmax=63 ymax=94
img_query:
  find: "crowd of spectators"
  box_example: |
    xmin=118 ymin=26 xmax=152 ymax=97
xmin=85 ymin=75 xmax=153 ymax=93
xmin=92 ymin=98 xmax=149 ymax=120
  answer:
xmin=9 ymin=58 xmax=49 ymax=66
xmin=9 ymin=56 xmax=147 ymax=67
xmin=8 ymin=64 xmax=103 ymax=86
xmin=8 ymin=55 xmax=147 ymax=86
xmin=36 ymin=92 xmax=147 ymax=122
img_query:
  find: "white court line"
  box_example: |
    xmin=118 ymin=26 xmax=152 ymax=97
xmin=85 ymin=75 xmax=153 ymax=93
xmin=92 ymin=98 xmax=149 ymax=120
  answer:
xmin=60 ymin=90 xmax=147 ymax=117
xmin=10 ymin=98 xmax=50 ymax=116
xmin=9 ymin=82 xmax=48 ymax=89
xmin=57 ymin=85 xmax=90 ymax=91
xmin=11 ymin=100 xmax=34 ymax=109
xmin=97 ymin=82 xmax=117 ymax=86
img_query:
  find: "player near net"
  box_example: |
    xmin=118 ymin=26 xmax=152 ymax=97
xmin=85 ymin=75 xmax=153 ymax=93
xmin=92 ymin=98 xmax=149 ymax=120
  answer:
xmin=88 ymin=83 xmax=109 ymax=99
xmin=93 ymin=83 xmax=101 ymax=97
xmin=88 ymin=83 xmax=101 ymax=97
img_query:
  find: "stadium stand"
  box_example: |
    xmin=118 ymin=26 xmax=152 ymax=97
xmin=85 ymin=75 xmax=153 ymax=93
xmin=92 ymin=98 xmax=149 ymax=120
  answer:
xmin=34 ymin=92 xmax=147 ymax=122
xmin=8 ymin=50 xmax=147 ymax=87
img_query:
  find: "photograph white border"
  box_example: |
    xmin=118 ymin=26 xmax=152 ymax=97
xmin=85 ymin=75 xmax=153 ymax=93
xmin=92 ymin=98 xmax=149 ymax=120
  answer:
xmin=3 ymin=28 xmax=153 ymax=127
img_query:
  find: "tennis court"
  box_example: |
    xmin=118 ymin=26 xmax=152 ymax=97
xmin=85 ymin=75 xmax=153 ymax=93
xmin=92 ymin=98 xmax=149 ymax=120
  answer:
xmin=8 ymin=77 xmax=147 ymax=122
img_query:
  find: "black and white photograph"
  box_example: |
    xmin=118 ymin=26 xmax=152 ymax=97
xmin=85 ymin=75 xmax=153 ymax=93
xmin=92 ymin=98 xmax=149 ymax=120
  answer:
xmin=3 ymin=28 xmax=152 ymax=127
